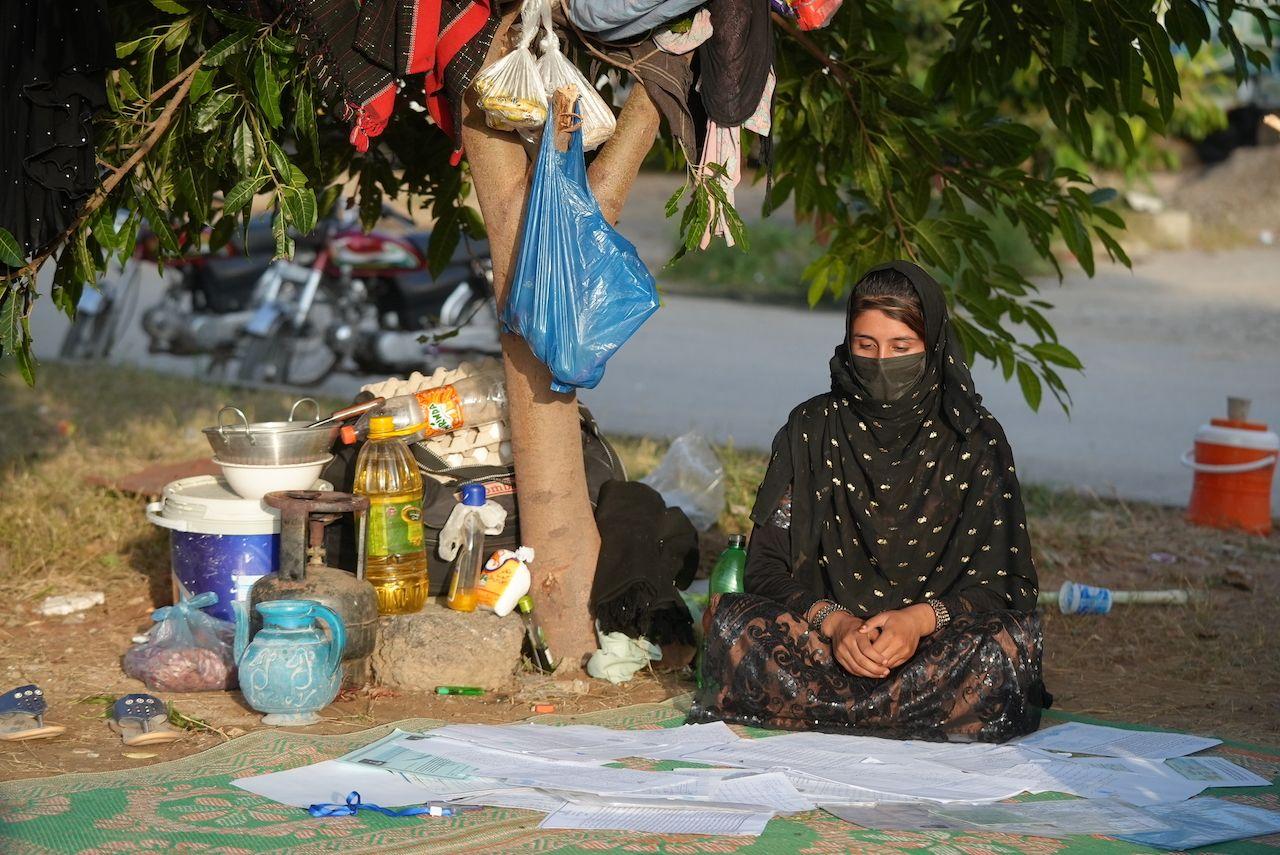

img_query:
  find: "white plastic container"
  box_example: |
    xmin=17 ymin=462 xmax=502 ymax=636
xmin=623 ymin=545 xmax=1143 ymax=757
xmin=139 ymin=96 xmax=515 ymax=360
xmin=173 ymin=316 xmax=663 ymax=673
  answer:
xmin=146 ymin=475 xmax=331 ymax=621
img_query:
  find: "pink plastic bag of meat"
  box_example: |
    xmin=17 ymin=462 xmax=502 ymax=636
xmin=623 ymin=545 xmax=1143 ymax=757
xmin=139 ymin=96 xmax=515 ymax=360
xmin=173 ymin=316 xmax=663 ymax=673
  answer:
xmin=123 ymin=591 xmax=237 ymax=692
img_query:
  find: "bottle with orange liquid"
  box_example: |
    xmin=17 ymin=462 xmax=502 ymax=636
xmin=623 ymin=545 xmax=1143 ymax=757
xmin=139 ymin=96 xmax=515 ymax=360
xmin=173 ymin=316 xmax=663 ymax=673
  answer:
xmin=353 ymin=415 xmax=429 ymax=614
xmin=445 ymin=485 xmax=488 ymax=612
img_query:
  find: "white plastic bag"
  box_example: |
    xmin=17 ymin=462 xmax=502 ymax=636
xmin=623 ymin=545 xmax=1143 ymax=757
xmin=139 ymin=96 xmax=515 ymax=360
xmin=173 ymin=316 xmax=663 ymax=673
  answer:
xmin=472 ymin=0 xmax=548 ymax=131
xmin=640 ymin=432 xmax=726 ymax=531
xmin=536 ymin=2 xmax=616 ymax=150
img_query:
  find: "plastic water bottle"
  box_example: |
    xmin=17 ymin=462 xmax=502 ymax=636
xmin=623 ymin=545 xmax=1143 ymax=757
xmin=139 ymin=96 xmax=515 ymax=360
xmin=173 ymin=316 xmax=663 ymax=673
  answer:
xmin=353 ymin=414 xmax=429 ymax=614
xmin=445 ymin=484 xmax=488 ymax=612
xmin=709 ymin=534 xmax=747 ymax=595
xmin=699 ymin=534 xmax=747 ymax=688
xmin=344 ymin=368 xmax=507 ymax=445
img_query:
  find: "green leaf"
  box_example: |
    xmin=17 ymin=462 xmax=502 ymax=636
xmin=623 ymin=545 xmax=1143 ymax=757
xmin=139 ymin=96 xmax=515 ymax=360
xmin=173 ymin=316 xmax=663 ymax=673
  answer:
xmin=137 ymin=195 xmax=180 ymax=256
xmin=1031 ymin=342 xmax=1084 ymax=370
xmin=209 ymin=215 xmax=236 ymax=253
xmin=188 ymin=68 xmax=214 ymax=103
xmin=161 ymin=17 xmax=191 ymax=52
xmin=222 ymin=176 xmax=267 ymax=214
xmin=203 ymin=32 xmax=251 ymax=67
xmin=426 ymin=207 xmax=462 ymax=278
xmin=0 ymin=228 xmax=24 ymax=267
xmin=116 ymin=37 xmax=148 ymax=59
xmin=459 ymin=206 xmax=487 ymax=239
xmin=913 ymin=220 xmax=960 ymax=271
xmin=254 ymin=53 xmax=284 ymax=129
xmin=150 ymin=0 xmax=188 ymax=11
xmin=293 ymin=84 xmax=320 ymax=164
xmin=1016 ymin=361 xmax=1043 ymax=411
xmin=233 ymin=119 xmax=257 ymax=176
xmin=271 ymin=212 xmax=294 ymax=260
xmin=281 ymin=186 xmax=317 ymax=235
xmin=52 ymin=247 xmax=87 ymax=320
xmin=193 ymin=91 xmax=234 ymax=133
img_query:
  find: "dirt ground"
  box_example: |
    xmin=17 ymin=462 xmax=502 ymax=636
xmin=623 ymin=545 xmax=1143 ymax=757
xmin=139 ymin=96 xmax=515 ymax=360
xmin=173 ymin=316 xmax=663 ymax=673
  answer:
xmin=1 ymin=365 xmax=1278 ymax=782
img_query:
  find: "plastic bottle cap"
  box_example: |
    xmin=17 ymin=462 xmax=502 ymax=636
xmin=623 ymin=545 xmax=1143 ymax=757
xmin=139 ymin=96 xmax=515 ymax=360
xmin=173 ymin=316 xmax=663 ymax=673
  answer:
xmin=461 ymin=483 xmax=487 ymax=506
xmin=516 ymin=595 xmax=533 ymax=614
xmin=340 ymin=425 xmax=358 ymax=445
xmin=368 ymin=415 xmax=396 ymax=439
xmin=727 ymin=534 xmax=747 ymax=549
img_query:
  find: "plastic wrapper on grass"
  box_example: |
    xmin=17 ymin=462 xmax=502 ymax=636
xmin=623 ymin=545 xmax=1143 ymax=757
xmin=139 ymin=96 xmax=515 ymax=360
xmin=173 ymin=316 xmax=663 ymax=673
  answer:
xmin=123 ymin=591 xmax=237 ymax=692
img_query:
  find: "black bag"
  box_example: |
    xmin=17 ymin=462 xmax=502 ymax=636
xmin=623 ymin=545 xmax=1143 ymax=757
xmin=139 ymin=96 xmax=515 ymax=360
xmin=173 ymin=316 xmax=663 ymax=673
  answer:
xmin=322 ymin=404 xmax=625 ymax=596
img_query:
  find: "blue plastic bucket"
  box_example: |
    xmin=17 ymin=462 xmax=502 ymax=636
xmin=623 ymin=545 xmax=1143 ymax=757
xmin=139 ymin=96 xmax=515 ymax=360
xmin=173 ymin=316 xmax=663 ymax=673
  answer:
xmin=146 ymin=476 xmax=283 ymax=622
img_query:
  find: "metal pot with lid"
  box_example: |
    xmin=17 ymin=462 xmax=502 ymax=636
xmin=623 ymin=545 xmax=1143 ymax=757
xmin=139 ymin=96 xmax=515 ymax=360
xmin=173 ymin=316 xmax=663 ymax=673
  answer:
xmin=204 ymin=398 xmax=381 ymax=466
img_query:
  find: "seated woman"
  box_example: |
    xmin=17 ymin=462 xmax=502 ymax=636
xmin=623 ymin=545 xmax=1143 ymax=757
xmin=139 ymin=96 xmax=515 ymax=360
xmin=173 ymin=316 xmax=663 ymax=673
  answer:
xmin=689 ymin=261 xmax=1050 ymax=742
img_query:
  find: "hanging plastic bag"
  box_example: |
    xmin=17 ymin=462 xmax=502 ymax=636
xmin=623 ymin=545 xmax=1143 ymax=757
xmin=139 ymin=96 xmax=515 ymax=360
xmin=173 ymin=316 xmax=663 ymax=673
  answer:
xmin=640 ymin=432 xmax=726 ymax=531
xmin=122 ymin=591 xmax=237 ymax=692
xmin=503 ymin=94 xmax=659 ymax=393
xmin=535 ymin=6 xmax=616 ymax=151
xmin=472 ymin=0 xmax=548 ymax=131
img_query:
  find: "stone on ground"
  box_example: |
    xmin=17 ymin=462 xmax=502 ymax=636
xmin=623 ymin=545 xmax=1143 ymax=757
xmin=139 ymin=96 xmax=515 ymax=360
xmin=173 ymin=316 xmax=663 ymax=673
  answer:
xmin=372 ymin=598 xmax=525 ymax=690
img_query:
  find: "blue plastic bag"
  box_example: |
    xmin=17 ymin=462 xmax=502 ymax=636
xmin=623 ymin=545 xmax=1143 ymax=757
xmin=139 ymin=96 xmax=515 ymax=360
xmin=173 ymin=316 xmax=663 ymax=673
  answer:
xmin=503 ymin=106 xmax=658 ymax=393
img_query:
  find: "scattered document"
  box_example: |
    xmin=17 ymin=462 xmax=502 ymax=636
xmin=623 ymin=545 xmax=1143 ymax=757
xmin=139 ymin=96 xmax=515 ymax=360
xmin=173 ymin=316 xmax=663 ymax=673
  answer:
xmin=456 ymin=788 xmax=569 ymax=814
xmin=1016 ymin=722 xmax=1220 ymax=758
xmin=339 ymin=730 xmax=475 ymax=778
xmin=233 ymin=760 xmax=446 ymax=808
xmin=824 ymin=802 xmax=979 ymax=831
xmin=934 ymin=797 xmax=1174 ymax=837
xmin=540 ymin=803 xmax=774 ymax=836
xmin=1119 ymin=797 xmax=1280 ymax=850
xmin=1163 ymin=756 xmax=1271 ymax=787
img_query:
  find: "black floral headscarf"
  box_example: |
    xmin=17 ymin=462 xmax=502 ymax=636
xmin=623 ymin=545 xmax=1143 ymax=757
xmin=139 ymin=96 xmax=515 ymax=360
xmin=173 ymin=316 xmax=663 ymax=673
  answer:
xmin=752 ymin=261 xmax=1040 ymax=618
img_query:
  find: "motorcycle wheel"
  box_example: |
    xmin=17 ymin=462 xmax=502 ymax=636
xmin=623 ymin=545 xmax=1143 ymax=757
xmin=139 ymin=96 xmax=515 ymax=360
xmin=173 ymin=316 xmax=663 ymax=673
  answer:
xmin=236 ymin=292 xmax=342 ymax=387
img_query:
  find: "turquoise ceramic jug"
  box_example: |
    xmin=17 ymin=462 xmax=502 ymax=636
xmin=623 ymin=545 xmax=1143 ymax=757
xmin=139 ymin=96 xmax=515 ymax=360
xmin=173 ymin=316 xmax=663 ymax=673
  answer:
xmin=234 ymin=599 xmax=346 ymax=726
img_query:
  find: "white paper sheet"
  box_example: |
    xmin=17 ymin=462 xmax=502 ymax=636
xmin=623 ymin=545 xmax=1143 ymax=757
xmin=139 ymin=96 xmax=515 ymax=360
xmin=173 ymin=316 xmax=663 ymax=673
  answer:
xmin=232 ymin=760 xmax=447 ymax=808
xmin=339 ymin=730 xmax=475 ymax=778
xmin=705 ymin=772 xmax=814 ymax=813
xmin=456 ymin=788 xmax=569 ymax=814
xmin=1015 ymin=722 xmax=1221 ymax=758
xmin=1163 ymin=756 xmax=1271 ymax=787
xmin=934 ymin=797 xmax=1174 ymax=837
xmin=539 ymin=803 xmax=774 ymax=836
xmin=680 ymin=739 xmax=859 ymax=770
xmin=786 ymin=771 xmax=918 ymax=805
xmin=810 ymin=759 xmax=1032 ymax=804
xmin=498 ymin=764 xmax=703 ymax=796
xmin=824 ymin=802 xmax=977 ymax=830
xmin=1119 ymin=797 xmax=1280 ymax=850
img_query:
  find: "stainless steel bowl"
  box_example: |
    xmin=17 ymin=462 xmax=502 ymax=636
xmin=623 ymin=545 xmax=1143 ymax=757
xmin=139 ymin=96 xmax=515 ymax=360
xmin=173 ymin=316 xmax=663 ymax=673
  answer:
xmin=203 ymin=399 xmax=339 ymax=466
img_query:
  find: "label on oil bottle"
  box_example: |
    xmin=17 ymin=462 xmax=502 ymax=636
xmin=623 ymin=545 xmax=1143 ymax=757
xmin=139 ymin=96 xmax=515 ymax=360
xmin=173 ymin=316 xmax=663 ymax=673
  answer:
xmin=367 ymin=496 xmax=424 ymax=557
xmin=414 ymin=386 xmax=464 ymax=436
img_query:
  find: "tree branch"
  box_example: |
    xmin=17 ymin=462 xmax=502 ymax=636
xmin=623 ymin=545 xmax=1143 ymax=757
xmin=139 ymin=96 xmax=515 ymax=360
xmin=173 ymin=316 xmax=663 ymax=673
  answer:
xmin=587 ymin=83 xmax=661 ymax=224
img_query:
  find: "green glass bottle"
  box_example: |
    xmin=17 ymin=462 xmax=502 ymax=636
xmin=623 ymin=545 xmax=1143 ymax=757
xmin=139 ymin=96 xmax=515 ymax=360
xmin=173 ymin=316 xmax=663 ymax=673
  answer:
xmin=709 ymin=534 xmax=747 ymax=595
xmin=698 ymin=534 xmax=747 ymax=689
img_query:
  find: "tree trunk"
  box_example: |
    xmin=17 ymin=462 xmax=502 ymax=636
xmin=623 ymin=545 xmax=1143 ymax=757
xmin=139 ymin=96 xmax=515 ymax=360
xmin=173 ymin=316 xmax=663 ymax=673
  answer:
xmin=461 ymin=13 xmax=661 ymax=671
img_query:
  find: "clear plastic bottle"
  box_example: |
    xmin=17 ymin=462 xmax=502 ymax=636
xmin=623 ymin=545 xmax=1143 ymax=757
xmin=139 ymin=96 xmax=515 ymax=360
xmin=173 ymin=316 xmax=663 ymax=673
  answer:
xmin=345 ymin=368 xmax=507 ymax=445
xmin=353 ymin=415 xmax=429 ymax=614
xmin=445 ymin=484 xmax=488 ymax=612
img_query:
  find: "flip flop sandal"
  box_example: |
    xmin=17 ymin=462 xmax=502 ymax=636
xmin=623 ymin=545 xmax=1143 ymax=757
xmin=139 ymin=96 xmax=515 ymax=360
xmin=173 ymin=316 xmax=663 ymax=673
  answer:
xmin=0 ymin=685 xmax=66 ymax=741
xmin=108 ymin=694 xmax=182 ymax=747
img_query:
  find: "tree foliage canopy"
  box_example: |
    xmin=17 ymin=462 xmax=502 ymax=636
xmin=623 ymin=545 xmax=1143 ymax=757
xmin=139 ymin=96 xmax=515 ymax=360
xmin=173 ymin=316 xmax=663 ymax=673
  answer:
xmin=1 ymin=0 xmax=1275 ymax=411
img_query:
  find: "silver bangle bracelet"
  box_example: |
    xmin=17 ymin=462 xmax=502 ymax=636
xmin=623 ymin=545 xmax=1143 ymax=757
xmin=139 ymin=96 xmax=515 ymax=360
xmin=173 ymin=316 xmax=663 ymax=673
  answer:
xmin=927 ymin=598 xmax=951 ymax=632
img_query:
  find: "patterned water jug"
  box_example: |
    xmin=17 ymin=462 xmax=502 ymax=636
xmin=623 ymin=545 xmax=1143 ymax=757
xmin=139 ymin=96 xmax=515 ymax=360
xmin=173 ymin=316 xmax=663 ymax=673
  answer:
xmin=234 ymin=599 xmax=345 ymax=726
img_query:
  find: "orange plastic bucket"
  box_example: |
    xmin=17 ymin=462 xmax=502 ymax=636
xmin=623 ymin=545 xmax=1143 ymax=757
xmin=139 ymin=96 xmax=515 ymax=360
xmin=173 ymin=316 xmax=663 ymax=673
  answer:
xmin=1182 ymin=418 xmax=1278 ymax=535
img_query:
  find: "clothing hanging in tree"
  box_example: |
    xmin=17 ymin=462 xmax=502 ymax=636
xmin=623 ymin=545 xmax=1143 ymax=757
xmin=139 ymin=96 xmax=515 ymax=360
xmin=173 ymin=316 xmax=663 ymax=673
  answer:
xmin=0 ymin=0 xmax=112 ymax=264
xmin=698 ymin=0 xmax=773 ymax=126
xmin=749 ymin=260 xmax=1041 ymax=621
xmin=254 ymin=0 xmax=499 ymax=161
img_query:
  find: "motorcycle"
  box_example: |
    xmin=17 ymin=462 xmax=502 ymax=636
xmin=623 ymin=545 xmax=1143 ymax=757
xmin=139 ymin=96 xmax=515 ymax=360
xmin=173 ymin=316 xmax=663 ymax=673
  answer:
xmin=234 ymin=211 xmax=498 ymax=386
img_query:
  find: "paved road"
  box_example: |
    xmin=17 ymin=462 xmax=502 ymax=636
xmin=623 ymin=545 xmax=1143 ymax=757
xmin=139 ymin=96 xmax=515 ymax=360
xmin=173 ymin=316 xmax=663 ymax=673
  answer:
xmin=28 ymin=246 xmax=1280 ymax=508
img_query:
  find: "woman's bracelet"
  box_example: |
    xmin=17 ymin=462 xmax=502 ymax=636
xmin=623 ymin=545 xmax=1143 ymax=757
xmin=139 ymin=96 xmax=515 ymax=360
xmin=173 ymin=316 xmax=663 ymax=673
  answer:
xmin=807 ymin=600 xmax=849 ymax=644
xmin=927 ymin=598 xmax=951 ymax=633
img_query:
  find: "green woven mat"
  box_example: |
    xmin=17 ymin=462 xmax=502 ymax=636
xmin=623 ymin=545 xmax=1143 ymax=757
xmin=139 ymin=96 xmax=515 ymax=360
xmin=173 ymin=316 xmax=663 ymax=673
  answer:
xmin=1 ymin=697 xmax=1276 ymax=854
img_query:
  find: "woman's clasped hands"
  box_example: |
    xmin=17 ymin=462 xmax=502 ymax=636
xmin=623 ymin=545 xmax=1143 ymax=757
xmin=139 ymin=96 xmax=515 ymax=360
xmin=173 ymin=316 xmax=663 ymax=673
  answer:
xmin=823 ymin=603 xmax=938 ymax=678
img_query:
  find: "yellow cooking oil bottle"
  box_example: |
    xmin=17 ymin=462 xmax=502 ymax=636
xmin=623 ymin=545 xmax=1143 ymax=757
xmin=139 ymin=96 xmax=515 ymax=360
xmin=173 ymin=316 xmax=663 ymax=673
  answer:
xmin=353 ymin=414 xmax=429 ymax=614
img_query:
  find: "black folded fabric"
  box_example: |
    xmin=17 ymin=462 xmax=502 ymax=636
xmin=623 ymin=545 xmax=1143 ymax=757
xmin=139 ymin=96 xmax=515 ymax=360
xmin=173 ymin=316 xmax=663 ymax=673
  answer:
xmin=591 ymin=480 xmax=698 ymax=646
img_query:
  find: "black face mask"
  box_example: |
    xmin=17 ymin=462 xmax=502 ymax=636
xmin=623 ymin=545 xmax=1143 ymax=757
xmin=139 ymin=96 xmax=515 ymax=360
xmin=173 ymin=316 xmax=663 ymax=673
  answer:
xmin=850 ymin=352 xmax=927 ymax=402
